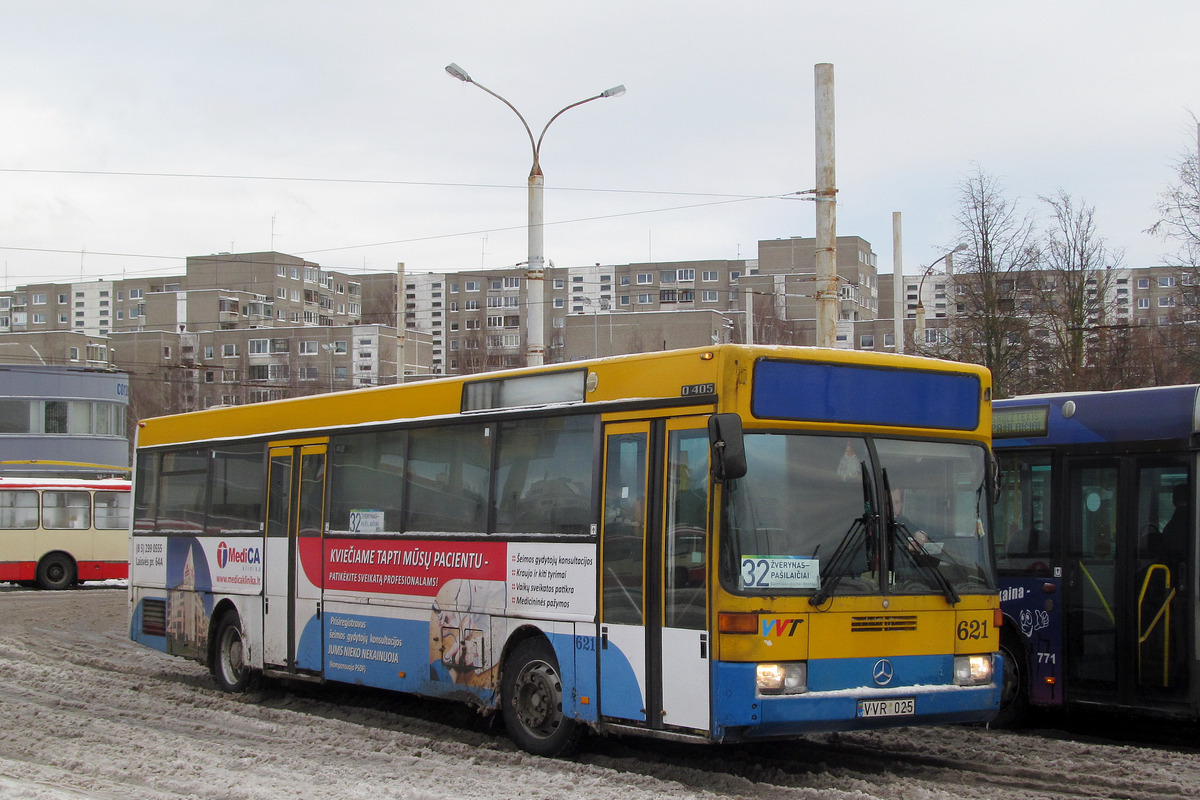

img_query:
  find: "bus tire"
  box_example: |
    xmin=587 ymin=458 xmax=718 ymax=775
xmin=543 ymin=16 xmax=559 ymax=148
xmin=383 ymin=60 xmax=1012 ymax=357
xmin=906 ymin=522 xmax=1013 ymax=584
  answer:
xmin=212 ymin=611 xmax=252 ymax=693
xmin=36 ymin=553 xmax=76 ymax=591
xmin=501 ymin=637 xmax=580 ymax=757
xmin=994 ymin=632 xmax=1031 ymax=727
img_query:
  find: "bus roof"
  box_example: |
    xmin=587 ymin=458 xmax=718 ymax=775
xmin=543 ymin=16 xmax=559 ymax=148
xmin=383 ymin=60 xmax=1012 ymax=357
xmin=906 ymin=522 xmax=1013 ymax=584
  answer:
xmin=993 ymin=385 xmax=1200 ymax=446
xmin=136 ymin=344 xmax=992 ymax=449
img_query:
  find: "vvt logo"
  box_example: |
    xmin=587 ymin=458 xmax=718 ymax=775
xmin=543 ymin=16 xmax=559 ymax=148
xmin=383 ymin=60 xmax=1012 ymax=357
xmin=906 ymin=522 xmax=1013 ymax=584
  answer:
xmin=761 ymin=618 xmax=805 ymax=637
xmin=216 ymin=541 xmax=261 ymax=568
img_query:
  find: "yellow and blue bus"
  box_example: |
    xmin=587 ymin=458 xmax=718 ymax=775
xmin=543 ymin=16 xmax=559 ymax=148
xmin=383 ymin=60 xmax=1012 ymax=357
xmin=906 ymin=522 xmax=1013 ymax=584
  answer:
xmin=994 ymin=385 xmax=1198 ymax=723
xmin=128 ymin=344 xmax=1001 ymax=755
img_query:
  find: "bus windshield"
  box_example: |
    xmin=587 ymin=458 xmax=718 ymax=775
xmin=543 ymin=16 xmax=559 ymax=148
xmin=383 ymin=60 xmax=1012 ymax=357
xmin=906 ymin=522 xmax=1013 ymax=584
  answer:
xmin=723 ymin=433 xmax=994 ymax=597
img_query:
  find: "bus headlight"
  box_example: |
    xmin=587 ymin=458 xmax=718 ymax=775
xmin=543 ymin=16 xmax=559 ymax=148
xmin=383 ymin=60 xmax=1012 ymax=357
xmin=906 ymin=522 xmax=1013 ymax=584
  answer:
xmin=756 ymin=662 xmax=807 ymax=695
xmin=954 ymin=655 xmax=993 ymax=686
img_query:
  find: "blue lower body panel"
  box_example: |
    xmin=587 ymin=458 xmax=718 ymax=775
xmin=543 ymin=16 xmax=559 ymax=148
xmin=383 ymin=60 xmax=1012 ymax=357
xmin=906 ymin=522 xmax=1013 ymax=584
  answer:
xmin=712 ymin=653 xmax=1001 ymax=740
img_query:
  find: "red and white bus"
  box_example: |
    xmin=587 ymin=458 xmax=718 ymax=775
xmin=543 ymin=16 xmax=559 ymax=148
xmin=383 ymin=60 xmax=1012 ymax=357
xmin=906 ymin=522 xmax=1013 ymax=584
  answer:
xmin=0 ymin=476 xmax=131 ymax=589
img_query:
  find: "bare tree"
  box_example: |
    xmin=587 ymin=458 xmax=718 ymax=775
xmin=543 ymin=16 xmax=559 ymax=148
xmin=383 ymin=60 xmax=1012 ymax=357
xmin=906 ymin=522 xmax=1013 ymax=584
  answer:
xmin=1029 ymin=191 xmax=1122 ymax=392
xmin=1147 ymin=118 xmax=1200 ymax=380
xmin=1148 ymin=117 xmax=1200 ymax=269
xmin=944 ymin=167 xmax=1041 ymax=398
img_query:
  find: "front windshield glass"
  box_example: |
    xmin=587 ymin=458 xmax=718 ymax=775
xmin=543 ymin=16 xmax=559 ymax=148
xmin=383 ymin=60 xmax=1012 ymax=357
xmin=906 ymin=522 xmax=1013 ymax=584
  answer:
xmin=879 ymin=438 xmax=995 ymax=594
xmin=722 ymin=433 xmax=995 ymax=597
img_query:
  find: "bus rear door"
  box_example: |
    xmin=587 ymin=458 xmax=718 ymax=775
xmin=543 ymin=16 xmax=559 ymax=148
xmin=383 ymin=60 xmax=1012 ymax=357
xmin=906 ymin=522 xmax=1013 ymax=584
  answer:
xmin=264 ymin=439 xmax=327 ymax=673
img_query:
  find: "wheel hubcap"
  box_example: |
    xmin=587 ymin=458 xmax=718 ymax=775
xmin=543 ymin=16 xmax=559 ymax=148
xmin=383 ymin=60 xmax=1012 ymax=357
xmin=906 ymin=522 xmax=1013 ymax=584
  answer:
xmin=223 ymin=631 xmax=244 ymax=680
xmin=515 ymin=660 xmax=561 ymax=737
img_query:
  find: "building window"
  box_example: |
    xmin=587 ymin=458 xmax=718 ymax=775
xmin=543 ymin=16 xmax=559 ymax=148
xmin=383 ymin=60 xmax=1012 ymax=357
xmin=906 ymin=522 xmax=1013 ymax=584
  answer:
xmin=222 ymin=343 xmax=239 ymax=357
xmin=702 ymin=291 xmax=718 ymax=302
xmin=299 ymin=341 xmax=318 ymax=355
xmin=637 ymin=293 xmax=653 ymax=304
xmin=249 ymin=339 xmax=269 ymax=354
xmin=677 ymin=269 xmax=695 ymax=282
xmin=860 ymin=334 xmax=875 ymax=349
xmin=637 ymin=273 xmax=653 ymax=285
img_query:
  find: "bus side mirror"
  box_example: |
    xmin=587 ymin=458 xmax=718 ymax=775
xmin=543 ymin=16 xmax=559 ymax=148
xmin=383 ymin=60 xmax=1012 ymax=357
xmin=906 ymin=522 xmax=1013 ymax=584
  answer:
xmin=708 ymin=413 xmax=747 ymax=481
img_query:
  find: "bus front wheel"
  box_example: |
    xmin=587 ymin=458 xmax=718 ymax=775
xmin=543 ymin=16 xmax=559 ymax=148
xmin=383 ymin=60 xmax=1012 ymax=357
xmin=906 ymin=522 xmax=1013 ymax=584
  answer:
xmin=36 ymin=553 xmax=76 ymax=590
xmin=212 ymin=611 xmax=252 ymax=693
xmin=994 ymin=633 xmax=1031 ymax=727
xmin=501 ymin=638 xmax=580 ymax=757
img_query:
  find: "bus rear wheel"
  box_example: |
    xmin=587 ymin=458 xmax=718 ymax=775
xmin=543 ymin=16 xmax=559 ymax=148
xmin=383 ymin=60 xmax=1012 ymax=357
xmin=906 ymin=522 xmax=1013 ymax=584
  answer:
xmin=501 ymin=638 xmax=580 ymax=757
xmin=212 ymin=611 xmax=252 ymax=693
xmin=36 ymin=553 xmax=76 ymax=590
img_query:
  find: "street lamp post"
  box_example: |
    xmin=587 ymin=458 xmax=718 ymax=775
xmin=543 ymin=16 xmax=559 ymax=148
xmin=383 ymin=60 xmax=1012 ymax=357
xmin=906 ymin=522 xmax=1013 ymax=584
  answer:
xmin=914 ymin=244 xmax=968 ymax=351
xmin=445 ymin=64 xmax=625 ymax=368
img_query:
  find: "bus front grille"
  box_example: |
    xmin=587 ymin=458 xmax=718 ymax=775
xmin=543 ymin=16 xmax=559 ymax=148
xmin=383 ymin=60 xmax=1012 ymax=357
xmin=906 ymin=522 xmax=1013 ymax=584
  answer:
xmin=850 ymin=615 xmax=918 ymax=633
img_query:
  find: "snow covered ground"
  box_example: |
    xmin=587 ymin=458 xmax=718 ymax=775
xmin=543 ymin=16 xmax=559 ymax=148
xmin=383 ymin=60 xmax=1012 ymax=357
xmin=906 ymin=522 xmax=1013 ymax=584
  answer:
xmin=1 ymin=585 xmax=1197 ymax=800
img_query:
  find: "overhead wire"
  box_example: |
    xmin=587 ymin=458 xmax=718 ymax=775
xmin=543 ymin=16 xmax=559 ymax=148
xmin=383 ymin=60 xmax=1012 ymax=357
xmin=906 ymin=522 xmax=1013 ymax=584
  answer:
xmin=0 ymin=166 xmax=809 ymax=281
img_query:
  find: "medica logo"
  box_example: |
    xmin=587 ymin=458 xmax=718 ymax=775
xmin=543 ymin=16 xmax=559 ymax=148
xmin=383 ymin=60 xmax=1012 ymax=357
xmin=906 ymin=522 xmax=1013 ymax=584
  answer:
xmin=216 ymin=541 xmax=261 ymax=569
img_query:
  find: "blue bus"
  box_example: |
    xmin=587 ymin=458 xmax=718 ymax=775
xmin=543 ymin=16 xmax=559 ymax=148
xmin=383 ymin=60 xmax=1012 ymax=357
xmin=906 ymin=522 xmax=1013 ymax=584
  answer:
xmin=993 ymin=385 xmax=1197 ymax=723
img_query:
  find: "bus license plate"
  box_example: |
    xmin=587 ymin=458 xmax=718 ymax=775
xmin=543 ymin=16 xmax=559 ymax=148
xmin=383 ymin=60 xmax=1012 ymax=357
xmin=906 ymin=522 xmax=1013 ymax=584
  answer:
xmin=856 ymin=697 xmax=915 ymax=718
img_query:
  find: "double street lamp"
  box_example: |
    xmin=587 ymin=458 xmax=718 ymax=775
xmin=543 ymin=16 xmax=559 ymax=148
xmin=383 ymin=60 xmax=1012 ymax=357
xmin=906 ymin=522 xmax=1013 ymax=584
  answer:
xmin=914 ymin=244 xmax=968 ymax=349
xmin=445 ymin=63 xmax=625 ymax=367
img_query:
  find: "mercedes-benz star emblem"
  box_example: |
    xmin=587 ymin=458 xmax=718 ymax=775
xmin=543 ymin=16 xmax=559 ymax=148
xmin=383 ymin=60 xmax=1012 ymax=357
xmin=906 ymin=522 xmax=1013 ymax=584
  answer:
xmin=872 ymin=658 xmax=894 ymax=686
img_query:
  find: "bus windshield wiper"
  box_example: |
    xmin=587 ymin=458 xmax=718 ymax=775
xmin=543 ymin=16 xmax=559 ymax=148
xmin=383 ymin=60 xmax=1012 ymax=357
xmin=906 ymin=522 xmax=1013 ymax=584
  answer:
xmin=884 ymin=469 xmax=959 ymax=605
xmin=810 ymin=462 xmax=875 ymax=606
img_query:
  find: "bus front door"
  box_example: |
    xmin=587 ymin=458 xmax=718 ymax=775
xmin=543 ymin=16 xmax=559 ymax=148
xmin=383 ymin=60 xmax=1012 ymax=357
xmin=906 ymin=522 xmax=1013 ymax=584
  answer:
xmin=598 ymin=419 xmax=711 ymax=734
xmin=1065 ymin=457 xmax=1191 ymax=710
xmin=263 ymin=441 xmax=327 ymax=673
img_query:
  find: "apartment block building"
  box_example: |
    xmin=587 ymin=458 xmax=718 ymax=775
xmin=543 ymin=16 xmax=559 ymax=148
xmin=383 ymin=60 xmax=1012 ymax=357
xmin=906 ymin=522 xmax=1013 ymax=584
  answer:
xmin=6 ymin=237 xmax=1193 ymax=424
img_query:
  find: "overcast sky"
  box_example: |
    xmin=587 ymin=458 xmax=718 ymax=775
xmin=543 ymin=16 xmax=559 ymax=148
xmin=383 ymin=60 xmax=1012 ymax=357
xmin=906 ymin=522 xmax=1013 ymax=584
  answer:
xmin=2 ymin=1 xmax=1197 ymax=289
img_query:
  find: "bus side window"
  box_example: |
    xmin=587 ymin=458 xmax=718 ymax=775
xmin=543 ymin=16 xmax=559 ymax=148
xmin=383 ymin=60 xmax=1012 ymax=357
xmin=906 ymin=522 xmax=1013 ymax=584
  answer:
xmin=1137 ymin=465 xmax=1189 ymax=567
xmin=996 ymin=453 xmax=1053 ymax=577
xmin=602 ymin=433 xmax=646 ymax=626
xmin=0 ymin=490 xmax=39 ymax=529
xmin=665 ymin=431 xmax=709 ymax=630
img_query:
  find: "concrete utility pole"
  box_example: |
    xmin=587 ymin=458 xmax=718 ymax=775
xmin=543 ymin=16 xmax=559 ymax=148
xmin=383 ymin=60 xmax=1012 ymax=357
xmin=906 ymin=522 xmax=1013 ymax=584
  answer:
xmin=814 ymin=64 xmax=838 ymax=348
xmin=892 ymin=212 xmax=904 ymax=354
